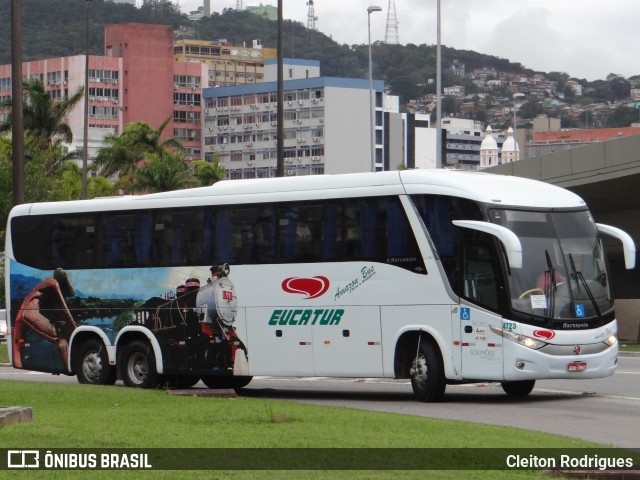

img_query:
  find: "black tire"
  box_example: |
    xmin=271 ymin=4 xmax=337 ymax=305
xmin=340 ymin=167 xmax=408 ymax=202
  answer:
xmin=410 ymin=338 xmax=446 ymax=402
xmin=75 ymin=339 xmax=116 ymax=386
xmin=201 ymin=375 xmax=252 ymax=390
xmin=167 ymin=375 xmax=200 ymax=389
xmin=501 ymin=380 xmax=535 ymax=397
xmin=121 ymin=340 xmax=161 ymax=389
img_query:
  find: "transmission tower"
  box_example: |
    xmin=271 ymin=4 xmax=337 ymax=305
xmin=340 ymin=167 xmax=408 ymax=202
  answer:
xmin=307 ymin=1 xmax=318 ymax=30
xmin=385 ymin=0 xmax=399 ymax=44
xmin=236 ymin=0 xmax=243 ymax=10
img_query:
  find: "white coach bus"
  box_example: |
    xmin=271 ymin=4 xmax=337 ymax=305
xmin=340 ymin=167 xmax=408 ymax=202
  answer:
xmin=4 ymin=169 xmax=636 ymax=401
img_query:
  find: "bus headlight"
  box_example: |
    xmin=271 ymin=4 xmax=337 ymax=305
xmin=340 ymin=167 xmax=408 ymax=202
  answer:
xmin=490 ymin=326 xmax=547 ymax=350
xmin=602 ymin=335 xmax=617 ymax=347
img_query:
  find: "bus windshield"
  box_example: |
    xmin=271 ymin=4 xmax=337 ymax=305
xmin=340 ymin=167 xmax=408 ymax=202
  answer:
xmin=488 ymin=208 xmax=612 ymax=322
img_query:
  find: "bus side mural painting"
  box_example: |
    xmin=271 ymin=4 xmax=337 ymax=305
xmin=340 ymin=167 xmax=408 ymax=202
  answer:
xmin=10 ymin=263 xmax=247 ymax=382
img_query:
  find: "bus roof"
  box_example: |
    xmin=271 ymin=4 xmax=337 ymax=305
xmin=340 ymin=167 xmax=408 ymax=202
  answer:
xmin=13 ymin=169 xmax=586 ymax=216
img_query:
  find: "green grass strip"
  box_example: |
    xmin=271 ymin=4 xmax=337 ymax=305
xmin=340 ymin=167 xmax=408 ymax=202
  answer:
xmin=0 ymin=379 xmax=604 ymax=479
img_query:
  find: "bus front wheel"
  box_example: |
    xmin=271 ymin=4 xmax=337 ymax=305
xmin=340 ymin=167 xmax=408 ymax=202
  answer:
xmin=501 ymin=380 xmax=535 ymax=397
xmin=75 ymin=339 xmax=116 ymax=386
xmin=121 ymin=340 xmax=161 ymax=389
xmin=410 ymin=338 xmax=446 ymax=402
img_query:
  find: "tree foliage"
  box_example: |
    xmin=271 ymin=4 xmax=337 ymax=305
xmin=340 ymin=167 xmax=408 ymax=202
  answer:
xmin=0 ymin=2 xmax=562 ymax=104
xmin=93 ymin=116 xmax=182 ymax=192
xmin=1 ymin=1 xmax=636 ymax=105
xmin=0 ymin=78 xmax=84 ymax=152
xmin=0 ymin=0 xmax=186 ymax=63
xmin=605 ymin=106 xmax=640 ymax=128
xmin=134 ymin=150 xmax=194 ymax=193
xmin=192 ymin=158 xmax=225 ymax=186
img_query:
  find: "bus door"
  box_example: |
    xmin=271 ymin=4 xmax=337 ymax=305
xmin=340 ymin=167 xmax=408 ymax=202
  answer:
xmin=457 ymin=240 xmax=504 ymax=380
xmin=312 ymin=306 xmax=382 ymax=377
xmin=457 ymin=306 xmax=503 ymax=380
xmin=245 ymin=307 xmax=315 ymax=376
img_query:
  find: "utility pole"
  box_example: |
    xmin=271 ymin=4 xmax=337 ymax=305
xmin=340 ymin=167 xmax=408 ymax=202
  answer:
xmin=82 ymin=0 xmax=92 ymax=200
xmin=276 ymin=0 xmax=284 ymax=177
xmin=11 ymin=0 xmax=24 ymax=206
xmin=435 ymin=0 xmax=442 ymax=168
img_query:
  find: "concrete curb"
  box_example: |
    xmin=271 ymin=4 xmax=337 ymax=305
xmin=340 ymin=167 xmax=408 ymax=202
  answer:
xmin=168 ymin=389 xmax=237 ymax=398
xmin=0 ymin=407 xmax=33 ymax=428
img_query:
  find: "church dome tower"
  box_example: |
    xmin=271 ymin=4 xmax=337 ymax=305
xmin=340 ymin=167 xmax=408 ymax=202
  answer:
xmin=501 ymin=127 xmax=519 ymax=163
xmin=479 ymin=125 xmax=499 ymax=169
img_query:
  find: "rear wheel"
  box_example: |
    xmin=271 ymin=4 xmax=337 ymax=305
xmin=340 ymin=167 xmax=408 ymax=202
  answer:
xmin=501 ymin=380 xmax=535 ymax=397
xmin=121 ymin=340 xmax=161 ymax=389
xmin=410 ymin=338 xmax=446 ymax=402
xmin=75 ymin=339 xmax=116 ymax=386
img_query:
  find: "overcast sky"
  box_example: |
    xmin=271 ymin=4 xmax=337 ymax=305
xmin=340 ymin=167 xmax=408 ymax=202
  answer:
xmin=174 ymin=0 xmax=638 ymax=82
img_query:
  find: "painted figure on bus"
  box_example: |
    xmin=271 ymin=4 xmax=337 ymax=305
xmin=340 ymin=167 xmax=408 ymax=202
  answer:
xmin=196 ymin=264 xmax=249 ymax=376
xmin=12 ymin=268 xmax=77 ymax=371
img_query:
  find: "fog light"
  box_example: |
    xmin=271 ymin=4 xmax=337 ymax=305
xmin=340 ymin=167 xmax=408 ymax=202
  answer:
xmin=515 ymin=361 xmax=525 ymax=370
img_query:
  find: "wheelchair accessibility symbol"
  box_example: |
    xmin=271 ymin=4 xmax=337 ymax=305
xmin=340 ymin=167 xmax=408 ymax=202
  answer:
xmin=460 ymin=307 xmax=471 ymax=321
xmin=574 ymin=304 xmax=585 ymax=318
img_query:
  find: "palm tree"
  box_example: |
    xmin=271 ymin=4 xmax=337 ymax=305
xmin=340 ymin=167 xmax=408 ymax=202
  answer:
xmin=192 ymin=158 xmax=226 ymax=186
xmin=94 ymin=117 xmax=184 ymax=192
xmin=133 ymin=150 xmax=194 ymax=193
xmin=93 ymin=132 xmax=140 ymax=190
xmin=51 ymin=162 xmax=115 ymax=200
xmin=123 ymin=117 xmax=184 ymax=155
xmin=0 ymin=78 xmax=84 ymax=150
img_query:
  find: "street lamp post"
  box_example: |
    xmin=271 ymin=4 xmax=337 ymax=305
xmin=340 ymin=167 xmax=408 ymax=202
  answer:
xmin=512 ymin=92 xmax=524 ymax=161
xmin=82 ymin=0 xmax=93 ymax=199
xmin=435 ymin=0 xmax=442 ymax=168
xmin=367 ymin=5 xmax=381 ymax=172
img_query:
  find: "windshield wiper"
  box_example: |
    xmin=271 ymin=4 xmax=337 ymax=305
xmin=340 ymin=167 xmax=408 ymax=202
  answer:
xmin=569 ymin=253 xmax=602 ymax=319
xmin=544 ymin=250 xmax=556 ymax=322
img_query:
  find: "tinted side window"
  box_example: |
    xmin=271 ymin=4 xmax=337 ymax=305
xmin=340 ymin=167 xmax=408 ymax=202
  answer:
xmin=411 ymin=195 xmax=483 ymax=290
xmin=11 ymin=196 xmax=425 ymax=273
xmin=276 ymin=196 xmax=424 ymax=273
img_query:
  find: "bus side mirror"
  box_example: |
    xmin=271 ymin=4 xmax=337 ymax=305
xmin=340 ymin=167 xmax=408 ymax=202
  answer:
xmin=596 ymin=223 xmax=636 ymax=270
xmin=452 ymin=220 xmax=523 ymax=269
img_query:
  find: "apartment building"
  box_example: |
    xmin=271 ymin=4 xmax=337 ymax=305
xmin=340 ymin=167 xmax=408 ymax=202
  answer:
xmin=173 ymin=38 xmax=276 ymax=87
xmin=0 ymin=54 xmax=122 ymax=160
xmin=105 ymin=24 xmax=207 ymax=161
xmin=0 ymin=24 xmax=208 ymax=162
xmin=202 ymin=59 xmax=393 ymax=178
xmin=441 ymin=117 xmax=499 ymax=169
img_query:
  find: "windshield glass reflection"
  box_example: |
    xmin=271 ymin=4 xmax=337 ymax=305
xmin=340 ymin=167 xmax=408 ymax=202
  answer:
xmin=489 ymin=209 xmax=612 ymax=321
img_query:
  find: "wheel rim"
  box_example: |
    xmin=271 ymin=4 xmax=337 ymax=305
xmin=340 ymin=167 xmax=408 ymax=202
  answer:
xmin=127 ymin=352 xmax=148 ymax=385
xmin=411 ymin=354 xmax=428 ymax=390
xmin=82 ymin=351 xmax=102 ymax=383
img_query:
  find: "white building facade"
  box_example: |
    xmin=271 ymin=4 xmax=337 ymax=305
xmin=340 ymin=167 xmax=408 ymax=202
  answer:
xmin=202 ymin=70 xmax=392 ymax=178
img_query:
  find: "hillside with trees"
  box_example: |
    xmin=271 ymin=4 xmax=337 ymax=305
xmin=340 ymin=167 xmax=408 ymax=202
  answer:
xmin=1 ymin=1 xmax=542 ymax=96
xmin=1 ymin=0 xmax=638 ymax=124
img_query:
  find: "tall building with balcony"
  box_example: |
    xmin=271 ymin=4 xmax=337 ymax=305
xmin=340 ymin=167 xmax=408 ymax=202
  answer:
xmin=173 ymin=39 xmax=276 ymax=88
xmin=202 ymin=59 xmax=393 ymax=178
